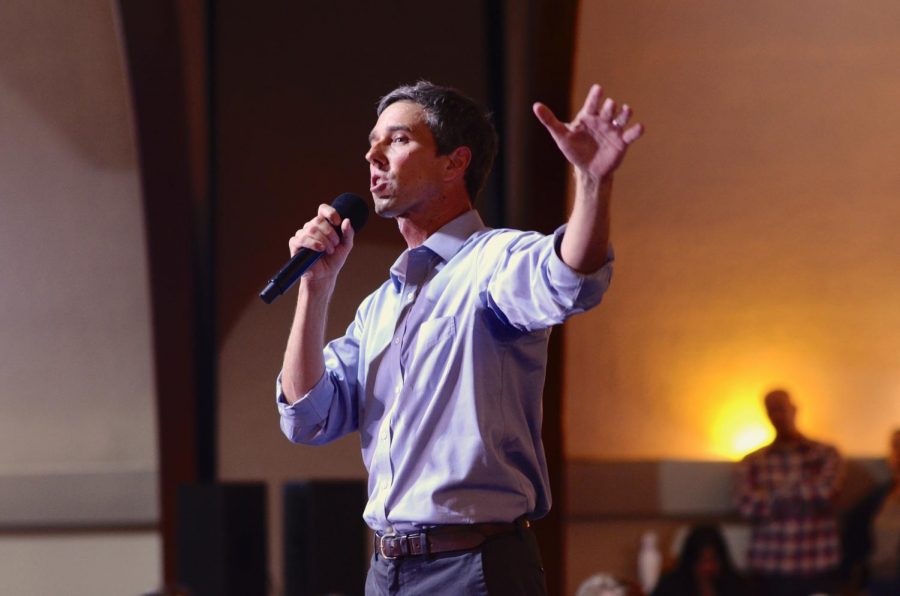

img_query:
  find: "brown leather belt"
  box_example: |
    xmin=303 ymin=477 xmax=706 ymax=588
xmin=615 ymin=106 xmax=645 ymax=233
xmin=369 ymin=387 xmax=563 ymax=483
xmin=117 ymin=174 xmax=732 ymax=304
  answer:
xmin=375 ymin=518 xmax=531 ymax=560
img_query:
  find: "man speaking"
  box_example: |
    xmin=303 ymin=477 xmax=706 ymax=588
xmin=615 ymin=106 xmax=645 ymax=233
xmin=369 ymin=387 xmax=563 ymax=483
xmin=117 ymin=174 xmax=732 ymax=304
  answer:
xmin=275 ymin=81 xmax=643 ymax=595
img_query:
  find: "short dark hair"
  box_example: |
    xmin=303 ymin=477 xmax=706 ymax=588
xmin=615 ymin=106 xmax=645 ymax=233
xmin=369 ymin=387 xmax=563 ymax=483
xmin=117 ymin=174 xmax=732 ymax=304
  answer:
xmin=377 ymin=81 xmax=498 ymax=201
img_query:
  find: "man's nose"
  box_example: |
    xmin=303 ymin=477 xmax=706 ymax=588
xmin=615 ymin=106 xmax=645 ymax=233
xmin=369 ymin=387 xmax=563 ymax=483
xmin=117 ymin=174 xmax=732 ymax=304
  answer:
xmin=366 ymin=144 xmax=386 ymax=168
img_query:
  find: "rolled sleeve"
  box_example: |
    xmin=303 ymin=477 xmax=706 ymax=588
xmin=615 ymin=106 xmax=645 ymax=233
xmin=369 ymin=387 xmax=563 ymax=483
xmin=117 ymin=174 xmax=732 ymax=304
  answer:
xmin=483 ymin=226 xmax=614 ymax=332
xmin=548 ymin=225 xmax=614 ymax=307
xmin=276 ymin=371 xmax=337 ymax=444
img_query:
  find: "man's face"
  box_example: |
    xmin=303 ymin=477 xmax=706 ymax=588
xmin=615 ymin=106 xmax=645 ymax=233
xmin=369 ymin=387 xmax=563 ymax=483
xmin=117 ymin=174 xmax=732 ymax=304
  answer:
xmin=366 ymin=101 xmax=447 ymax=218
xmin=764 ymin=390 xmax=797 ymax=436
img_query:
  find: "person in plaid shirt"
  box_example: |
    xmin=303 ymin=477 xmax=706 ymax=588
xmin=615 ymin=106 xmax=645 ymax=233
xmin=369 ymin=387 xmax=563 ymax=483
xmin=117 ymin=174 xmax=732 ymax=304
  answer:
xmin=735 ymin=389 xmax=843 ymax=596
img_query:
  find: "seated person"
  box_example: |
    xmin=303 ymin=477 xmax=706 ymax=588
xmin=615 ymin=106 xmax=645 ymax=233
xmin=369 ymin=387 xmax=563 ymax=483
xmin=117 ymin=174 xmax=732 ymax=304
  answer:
xmin=651 ymin=525 xmax=749 ymax=596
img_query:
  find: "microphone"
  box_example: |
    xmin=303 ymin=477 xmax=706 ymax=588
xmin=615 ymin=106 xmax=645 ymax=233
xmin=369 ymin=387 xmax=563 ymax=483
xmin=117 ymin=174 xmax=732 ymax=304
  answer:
xmin=259 ymin=193 xmax=369 ymax=304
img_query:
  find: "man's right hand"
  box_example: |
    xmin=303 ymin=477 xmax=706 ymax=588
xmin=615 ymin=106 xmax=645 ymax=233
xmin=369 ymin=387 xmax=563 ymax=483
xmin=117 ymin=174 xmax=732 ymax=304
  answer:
xmin=288 ymin=203 xmax=357 ymax=284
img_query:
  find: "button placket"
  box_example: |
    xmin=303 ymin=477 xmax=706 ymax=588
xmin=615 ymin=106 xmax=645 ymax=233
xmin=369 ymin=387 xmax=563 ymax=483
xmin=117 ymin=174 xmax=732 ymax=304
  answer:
xmin=377 ymin=247 xmax=435 ymax=527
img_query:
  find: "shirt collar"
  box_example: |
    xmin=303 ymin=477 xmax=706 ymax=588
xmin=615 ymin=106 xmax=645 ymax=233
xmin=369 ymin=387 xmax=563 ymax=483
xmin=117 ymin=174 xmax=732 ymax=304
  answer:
xmin=389 ymin=209 xmax=487 ymax=290
xmin=422 ymin=209 xmax=486 ymax=263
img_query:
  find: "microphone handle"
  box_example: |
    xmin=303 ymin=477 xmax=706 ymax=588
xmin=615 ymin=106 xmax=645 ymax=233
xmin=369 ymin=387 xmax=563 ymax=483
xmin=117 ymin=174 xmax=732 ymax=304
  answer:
xmin=259 ymin=249 xmax=324 ymax=304
xmin=259 ymin=223 xmax=343 ymax=304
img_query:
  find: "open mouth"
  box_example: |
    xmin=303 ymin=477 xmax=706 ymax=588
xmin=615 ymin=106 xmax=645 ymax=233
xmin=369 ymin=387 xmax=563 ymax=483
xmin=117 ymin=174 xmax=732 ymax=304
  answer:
xmin=370 ymin=177 xmax=389 ymax=195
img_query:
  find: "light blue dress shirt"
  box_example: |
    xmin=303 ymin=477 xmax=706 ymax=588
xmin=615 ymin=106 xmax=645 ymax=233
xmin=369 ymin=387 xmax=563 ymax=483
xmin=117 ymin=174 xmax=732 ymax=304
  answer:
xmin=277 ymin=209 xmax=612 ymax=533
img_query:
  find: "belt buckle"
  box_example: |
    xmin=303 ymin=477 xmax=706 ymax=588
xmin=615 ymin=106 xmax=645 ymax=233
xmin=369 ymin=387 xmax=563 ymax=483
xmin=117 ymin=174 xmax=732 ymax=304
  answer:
xmin=379 ymin=532 xmax=398 ymax=560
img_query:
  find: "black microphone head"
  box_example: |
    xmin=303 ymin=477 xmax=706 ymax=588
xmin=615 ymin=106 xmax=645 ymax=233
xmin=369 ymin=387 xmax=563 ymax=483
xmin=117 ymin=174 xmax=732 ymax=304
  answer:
xmin=332 ymin=193 xmax=369 ymax=233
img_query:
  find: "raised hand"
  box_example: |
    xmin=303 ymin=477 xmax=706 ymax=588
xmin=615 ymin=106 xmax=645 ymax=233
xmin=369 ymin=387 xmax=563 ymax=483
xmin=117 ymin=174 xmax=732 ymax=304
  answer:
xmin=533 ymin=84 xmax=643 ymax=181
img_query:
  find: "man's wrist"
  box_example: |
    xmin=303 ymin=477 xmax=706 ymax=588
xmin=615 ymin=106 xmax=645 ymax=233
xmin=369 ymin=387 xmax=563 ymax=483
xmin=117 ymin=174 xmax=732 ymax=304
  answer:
xmin=298 ymin=276 xmax=338 ymax=298
xmin=574 ymin=169 xmax=612 ymax=200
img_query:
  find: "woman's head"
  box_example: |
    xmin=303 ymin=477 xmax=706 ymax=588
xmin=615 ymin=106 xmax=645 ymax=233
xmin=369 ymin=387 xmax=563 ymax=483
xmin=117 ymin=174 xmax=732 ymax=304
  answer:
xmin=676 ymin=525 xmax=737 ymax=580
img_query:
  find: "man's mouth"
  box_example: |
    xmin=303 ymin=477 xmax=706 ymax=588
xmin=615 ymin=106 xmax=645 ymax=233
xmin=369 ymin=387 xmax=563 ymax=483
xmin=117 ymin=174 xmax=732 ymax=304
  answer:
xmin=370 ymin=176 xmax=389 ymax=195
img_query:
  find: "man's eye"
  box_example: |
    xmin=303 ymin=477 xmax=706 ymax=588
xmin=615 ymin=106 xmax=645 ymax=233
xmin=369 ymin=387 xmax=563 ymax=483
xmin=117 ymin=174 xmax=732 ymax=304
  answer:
xmin=392 ymin=136 xmax=408 ymax=144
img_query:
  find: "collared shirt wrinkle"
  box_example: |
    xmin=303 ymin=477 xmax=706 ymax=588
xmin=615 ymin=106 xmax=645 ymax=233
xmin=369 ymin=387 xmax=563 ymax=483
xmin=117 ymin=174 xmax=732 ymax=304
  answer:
xmin=277 ymin=209 xmax=612 ymax=532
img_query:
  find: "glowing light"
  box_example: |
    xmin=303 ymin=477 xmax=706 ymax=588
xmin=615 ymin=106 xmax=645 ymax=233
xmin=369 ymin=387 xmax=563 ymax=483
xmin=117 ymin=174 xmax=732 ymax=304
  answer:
xmin=707 ymin=390 xmax=774 ymax=460
xmin=732 ymin=425 xmax=771 ymax=456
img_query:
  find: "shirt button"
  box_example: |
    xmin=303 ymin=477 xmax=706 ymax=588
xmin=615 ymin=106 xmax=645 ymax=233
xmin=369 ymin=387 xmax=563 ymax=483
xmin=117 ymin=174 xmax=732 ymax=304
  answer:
xmin=381 ymin=430 xmax=389 ymax=440
xmin=407 ymin=292 xmax=414 ymax=302
xmin=393 ymin=337 xmax=400 ymax=345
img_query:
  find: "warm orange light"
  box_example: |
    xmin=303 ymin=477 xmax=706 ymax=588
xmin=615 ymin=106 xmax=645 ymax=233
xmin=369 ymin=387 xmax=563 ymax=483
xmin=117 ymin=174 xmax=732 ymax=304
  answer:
xmin=665 ymin=342 xmax=817 ymax=460
xmin=731 ymin=425 xmax=772 ymax=457
xmin=705 ymin=386 xmax=774 ymax=460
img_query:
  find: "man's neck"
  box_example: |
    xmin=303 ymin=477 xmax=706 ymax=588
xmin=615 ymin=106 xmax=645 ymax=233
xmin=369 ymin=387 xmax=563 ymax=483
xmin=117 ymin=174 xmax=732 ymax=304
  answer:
xmin=773 ymin=430 xmax=804 ymax=444
xmin=396 ymin=201 xmax=472 ymax=249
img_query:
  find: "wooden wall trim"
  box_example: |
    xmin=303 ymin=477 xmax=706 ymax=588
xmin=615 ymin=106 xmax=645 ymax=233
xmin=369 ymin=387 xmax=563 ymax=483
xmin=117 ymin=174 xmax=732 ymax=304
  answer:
xmin=116 ymin=0 xmax=209 ymax=582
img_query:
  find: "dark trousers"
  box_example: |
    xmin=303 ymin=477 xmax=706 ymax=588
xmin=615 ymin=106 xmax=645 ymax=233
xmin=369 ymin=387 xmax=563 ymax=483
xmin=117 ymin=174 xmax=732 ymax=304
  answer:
xmin=365 ymin=525 xmax=547 ymax=596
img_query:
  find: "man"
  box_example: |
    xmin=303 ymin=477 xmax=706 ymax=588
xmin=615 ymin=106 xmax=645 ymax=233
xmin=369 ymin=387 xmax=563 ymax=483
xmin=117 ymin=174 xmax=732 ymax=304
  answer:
xmin=735 ymin=389 xmax=843 ymax=596
xmin=276 ymin=81 xmax=643 ymax=595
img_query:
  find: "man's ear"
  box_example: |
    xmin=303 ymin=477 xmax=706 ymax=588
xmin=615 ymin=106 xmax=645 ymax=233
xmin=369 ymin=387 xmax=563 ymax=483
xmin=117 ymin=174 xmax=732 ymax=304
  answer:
xmin=444 ymin=146 xmax=472 ymax=182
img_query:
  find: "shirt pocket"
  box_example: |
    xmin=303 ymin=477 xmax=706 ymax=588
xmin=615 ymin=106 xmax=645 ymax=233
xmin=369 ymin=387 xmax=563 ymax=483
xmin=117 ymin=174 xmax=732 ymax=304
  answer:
xmin=416 ymin=315 xmax=456 ymax=352
xmin=409 ymin=316 xmax=458 ymax=395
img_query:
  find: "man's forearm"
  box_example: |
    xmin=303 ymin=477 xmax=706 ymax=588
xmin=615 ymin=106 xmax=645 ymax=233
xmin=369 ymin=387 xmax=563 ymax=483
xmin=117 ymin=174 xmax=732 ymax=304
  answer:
xmin=280 ymin=279 xmax=335 ymax=404
xmin=560 ymin=170 xmax=612 ymax=274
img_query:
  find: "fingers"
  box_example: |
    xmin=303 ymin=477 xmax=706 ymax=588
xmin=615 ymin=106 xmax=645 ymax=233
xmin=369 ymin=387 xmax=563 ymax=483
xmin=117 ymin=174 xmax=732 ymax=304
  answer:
xmin=317 ymin=203 xmax=342 ymax=228
xmin=288 ymin=232 xmax=305 ymax=257
xmin=341 ymin=218 xmax=355 ymax=250
xmin=599 ymin=97 xmax=616 ymax=122
xmin=548 ymin=83 xmax=641 ymax=127
xmin=532 ymin=102 xmax=567 ymax=139
xmin=612 ymin=104 xmax=632 ymax=129
xmin=608 ymin=102 xmax=644 ymax=146
xmin=580 ymin=83 xmax=604 ymax=115
xmin=622 ymin=122 xmax=644 ymax=145
xmin=288 ymin=203 xmax=348 ymax=256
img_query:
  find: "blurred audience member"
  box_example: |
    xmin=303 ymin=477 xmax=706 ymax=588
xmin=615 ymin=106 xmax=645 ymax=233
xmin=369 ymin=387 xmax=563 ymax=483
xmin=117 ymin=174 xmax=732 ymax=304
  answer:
xmin=735 ymin=389 xmax=842 ymax=596
xmin=841 ymin=428 xmax=900 ymax=596
xmin=651 ymin=524 xmax=749 ymax=596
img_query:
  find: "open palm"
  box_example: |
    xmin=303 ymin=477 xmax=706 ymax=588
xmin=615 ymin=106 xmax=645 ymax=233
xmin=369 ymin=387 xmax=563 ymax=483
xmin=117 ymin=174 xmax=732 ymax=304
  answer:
xmin=533 ymin=84 xmax=643 ymax=180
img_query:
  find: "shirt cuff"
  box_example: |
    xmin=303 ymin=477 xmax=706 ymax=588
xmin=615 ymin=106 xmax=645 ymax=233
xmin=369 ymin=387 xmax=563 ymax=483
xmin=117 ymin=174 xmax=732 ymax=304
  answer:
xmin=276 ymin=370 xmax=333 ymax=425
xmin=549 ymin=224 xmax=615 ymax=289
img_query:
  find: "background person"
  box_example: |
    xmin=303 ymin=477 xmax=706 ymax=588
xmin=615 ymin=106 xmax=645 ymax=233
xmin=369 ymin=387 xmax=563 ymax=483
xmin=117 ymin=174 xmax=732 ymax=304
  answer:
xmin=651 ymin=524 xmax=750 ymax=596
xmin=841 ymin=428 xmax=900 ymax=596
xmin=735 ymin=389 xmax=843 ymax=596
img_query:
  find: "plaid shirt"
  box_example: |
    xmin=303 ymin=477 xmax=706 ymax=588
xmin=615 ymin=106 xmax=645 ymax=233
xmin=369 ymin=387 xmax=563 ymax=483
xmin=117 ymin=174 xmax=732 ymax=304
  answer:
xmin=735 ymin=438 xmax=842 ymax=575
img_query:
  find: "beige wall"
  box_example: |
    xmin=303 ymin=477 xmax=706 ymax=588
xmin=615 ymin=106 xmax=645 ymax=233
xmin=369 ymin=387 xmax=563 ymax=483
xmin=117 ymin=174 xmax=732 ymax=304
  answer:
xmin=0 ymin=0 xmax=160 ymax=592
xmin=0 ymin=0 xmax=156 ymax=479
xmin=567 ymin=0 xmax=900 ymax=461
xmin=0 ymin=533 xmax=160 ymax=596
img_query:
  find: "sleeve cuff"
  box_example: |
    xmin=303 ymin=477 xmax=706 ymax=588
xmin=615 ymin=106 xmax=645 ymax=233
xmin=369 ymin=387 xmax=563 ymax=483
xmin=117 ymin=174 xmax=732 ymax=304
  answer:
xmin=276 ymin=370 xmax=333 ymax=425
xmin=549 ymin=224 xmax=614 ymax=290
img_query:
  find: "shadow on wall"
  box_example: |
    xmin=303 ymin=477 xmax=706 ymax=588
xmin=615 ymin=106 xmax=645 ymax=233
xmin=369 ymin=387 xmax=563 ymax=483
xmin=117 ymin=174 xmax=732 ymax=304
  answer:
xmin=0 ymin=0 xmax=135 ymax=169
